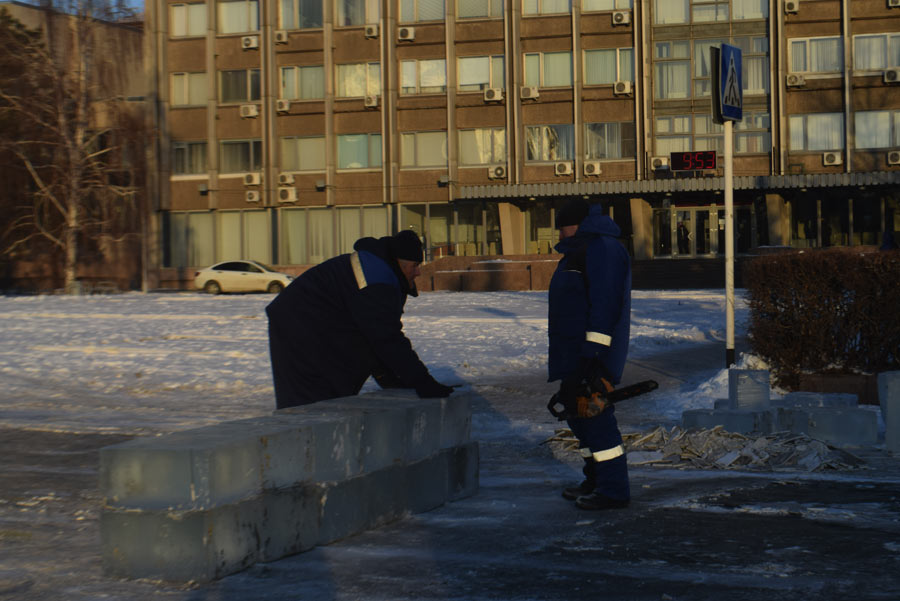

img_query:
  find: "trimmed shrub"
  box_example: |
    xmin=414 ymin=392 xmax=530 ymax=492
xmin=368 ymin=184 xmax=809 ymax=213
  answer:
xmin=745 ymin=248 xmax=900 ymax=388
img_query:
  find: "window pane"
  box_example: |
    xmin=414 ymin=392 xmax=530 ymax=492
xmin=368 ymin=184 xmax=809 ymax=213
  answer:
xmin=222 ymin=141 xmax=250 ymax=172
xmin=417 ymin=132 xmax=447 ymax=166
xmin=363 ymin=206 xmax=388 ymax=238
xmin=810 ymin=38 xmax=841 ymax=72
xmin=807 ymin=113 xmax=842 ymax=150
xmin=855 ymin=111 xmax=890 ymax=149
xmin=220 ymin=70 xmax=246 ymax=102
xmin=308 ymin=208 xmax=332 ymax=263
xmin=543 ymin=52 xmax=572 ymax=87
xmin=854 ymin=36 xmax=886 ymax=71
xmin=459 ymin=56 xmax=490 ymax=91
xmin=190 ymin=212 xmax=215 ymax=266
xmin=401 ymin=61 xmax=417 ymax=94
xmin=279 ymin=0 xmax=294 ymax=28
xmin=459 ymin=0 xmax=488 ymax=17
xmin=283 ymin=209 xmax=307 ymax=264
xmin=733 ymin=0 xmax=766 ymax=19
xmin=654 ymin=0 xmax=687 ymax=24
xmin=337 ymin=64 xmax=366 ymax=96
xmin=339 ymin=135 xmax=367 ymax=168
xmin=525 ymin=54 xmax=540 ymax=87
xmin=619 ymin=48 xmax=634 ymax=81
xmin=743 ymin=56 xmax=768 ymax=94
xmin=300 ymin=66 xmax=324 ymax=99
xmin=281 ymin=67 xmax=296 ymax=97
xmin=585 ymin=49 xmax=616 ymax=85
xmin=338 ymin=207 xmax=360 ymax=254
xmin=245 ymin=211 xmax=270 ymax=264
xmin=418 ymin=0 xmax=444 ymax=21
xmin=419 ymin=59 xmax=446 ymax=93
xmin=654 ymin=61 xmax=690 ymax=99
xmin=542 ymin=0 xmax=570 ymax=14
xmin=790 ymin=40 xmax=807 ymax=72
xmin=298 ymin=0 xmax=322 ymax=27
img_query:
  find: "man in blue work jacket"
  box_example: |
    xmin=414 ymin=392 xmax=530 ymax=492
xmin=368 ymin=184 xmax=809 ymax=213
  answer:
xmin=266 ymin=230 xmax=453 ymax=408
xmin=548 ymin=198 xmax=632 ymax=510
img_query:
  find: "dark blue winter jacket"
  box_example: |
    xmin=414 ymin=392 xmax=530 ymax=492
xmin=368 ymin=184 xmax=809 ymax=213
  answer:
xmin=266 ymin=236 xmax=432 ymax=407
xmin=548 ymin=206 xmax=632 ymax=385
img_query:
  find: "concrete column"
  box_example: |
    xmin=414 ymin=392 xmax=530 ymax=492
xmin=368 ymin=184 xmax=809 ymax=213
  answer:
xmin=765 ymin=193 xmax=789 ymax=246
xmin=498 ymin=202 xmax=525 ymax=255
xmin=629 ymin=198 xmax=653 ymax=260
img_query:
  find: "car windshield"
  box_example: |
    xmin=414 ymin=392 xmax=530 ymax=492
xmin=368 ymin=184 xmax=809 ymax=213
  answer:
xmin=253 ymin=261 xmax=277 ymax=272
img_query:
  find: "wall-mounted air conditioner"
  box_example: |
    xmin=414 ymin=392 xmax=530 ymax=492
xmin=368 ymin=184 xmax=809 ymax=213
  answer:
xmin=554 ymin=161 xmax=573 ymax=176
xmin=823 ymin=152 xmax=842 ymax=166
xmin=244 ymin=173 xmax=261 ymax=186
xmin=365 ymin=24 xmax=379 ymax=38
xmin=274 ymin=30 xmax=288 ymax=44
xmin=245 ymin=190 xmax=260 ymax=202
xmin=241 ymin=35 xmax=259 ymax=49
xmin=886 ymin=150 xmax=900 ymax=165
xmin=364 ymin=95 xmax=379 ymax=108
xmin=651 ymin=156 xmax=669 ymax=170
xmin=278 ymin=173 xmax=294 ymax=185
xmin=484 ymin=88 xmax=503 ymax=102
xmin=278 ymin=187 xmax=297 ymax=202
xmin=520 ymin=86 xmax=539 ymax=100
xmin=785 ymin=0 xmax=799 ymax=14
xmin=613 ymin=81 xmax=632 ymax=95
xmin=889 ymin=0 xmax=900 ymax=8
xmin=488 ymin=165 xmax=507 ymax=180
xmin=398 ymin=27 xmax=415 ymax=41
xmin=786 ymin=73 xmax=806 ymax=87
xmin=240 ymin=104 xmax=259 ymax=118
xmin=584 ymin=161 xmax=602 ymax=176
xmin=276 ymin=99 xmax=290 ymax=113
xmin=612 ymin=10 xmax=631 ymax=25
xmin=884 ymin=68 xmax=900 ymax=83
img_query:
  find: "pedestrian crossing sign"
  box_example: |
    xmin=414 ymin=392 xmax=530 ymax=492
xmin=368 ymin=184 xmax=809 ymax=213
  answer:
xmin=718 ymin=44 xmax=743 ymax=122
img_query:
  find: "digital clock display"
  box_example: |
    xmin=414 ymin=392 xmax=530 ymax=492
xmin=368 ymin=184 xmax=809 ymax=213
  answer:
xmin=670 ymin=150 xmax=717 ymax=171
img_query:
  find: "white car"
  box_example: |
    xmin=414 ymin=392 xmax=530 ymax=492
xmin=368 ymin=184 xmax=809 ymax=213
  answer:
xmin=194 ymin=260 xmax=293 ymax=294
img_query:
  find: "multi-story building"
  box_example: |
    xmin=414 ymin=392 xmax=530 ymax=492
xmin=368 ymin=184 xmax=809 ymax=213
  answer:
xmin=147 ymin=0 xmax=900 ymax=279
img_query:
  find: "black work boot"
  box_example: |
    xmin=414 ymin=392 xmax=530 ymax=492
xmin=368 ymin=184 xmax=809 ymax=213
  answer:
xmin=574 ymin=492 xmax=629 ymax=511
xmin=562 ymin=456 xmax=596 ymax=501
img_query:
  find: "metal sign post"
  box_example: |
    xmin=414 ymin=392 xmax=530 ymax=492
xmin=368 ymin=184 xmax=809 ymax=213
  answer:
xmin=711 ymin=44 xmax=742 ymax=368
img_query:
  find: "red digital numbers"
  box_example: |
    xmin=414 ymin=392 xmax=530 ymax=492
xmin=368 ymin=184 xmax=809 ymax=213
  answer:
xmin=670 ymin=151 xmax=717 ymax=171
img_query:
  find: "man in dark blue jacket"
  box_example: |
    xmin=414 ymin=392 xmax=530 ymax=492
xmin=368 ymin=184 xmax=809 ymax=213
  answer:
xmin=548 ymin=199 xmax=632 ymax=510
xmin=266 ymin=230 xmax=453 ymax=408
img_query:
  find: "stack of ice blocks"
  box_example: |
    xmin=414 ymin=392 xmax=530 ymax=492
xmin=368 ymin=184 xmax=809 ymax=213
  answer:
xmin=681 ymin=369 xmax=878 ymax=446
xmin=99 ymin=390 xmax=477 ymax=582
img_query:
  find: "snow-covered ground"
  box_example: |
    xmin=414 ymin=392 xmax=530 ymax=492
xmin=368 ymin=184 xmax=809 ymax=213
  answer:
xmin=0 ymin=289 xmax=752 ymax=434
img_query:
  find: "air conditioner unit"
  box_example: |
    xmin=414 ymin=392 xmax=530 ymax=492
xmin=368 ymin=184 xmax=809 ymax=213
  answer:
xmin=488 ymin=164 xmax=507 ymax=180
xmin=365 ymin=24 xmax=379 ymax=38
xmin=889 ymin=0 xmax=900 ymax=8
xmin=651 ymin=156 xmax=669 ymax=170
xmin=240 ymin=104 xmax=259 ymax=118
xmin=278 ymin=187 xmax=297 ymax=202
xmin=554 ymin=161 xmax=573 ymax=176
xmin=484 ymin=88 xmax=504 ymax=102
xmin=274 ymin=30 xmax=288 ymax=44
xmin=244 ymin=173 xmax=261 ymax=186
xmin=584 ymin=161 xmax=602 ymax=176
xmin=613 ymin=80 xmax=632 ymax=95
xmin=823 ymin=152 xmax=842 ymax=166
xmin=278 ymin=173 xmax=294 ymax=185
xmin=786 ymin=73 xmax=806 ymax=87
xmin=884 ymin=68 xmax=900 ymax=83
xmin=245 ymin=190 xmax=260 ymax=202
xmin=398 ymin=27 xmax=415 ymax=41
xmin=364 ymin=94 xmax=379 ymax=108
xmin=521 ymin=86 xmax=539 ymax=100
xmin=241 ymin=35 xmax=259 ymax=49
xmin=276 ymin=99 xmax=291 ymax=113
xmin=785 ymin=0 xmax=799 ymax=13
xmin=887 ymin=150 xmax=900 ymax=165
xmin=612 ymin=10 xmax=631 ymax=25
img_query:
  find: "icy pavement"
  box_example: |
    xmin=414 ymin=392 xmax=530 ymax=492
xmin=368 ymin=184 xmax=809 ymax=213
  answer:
xmin=1 ymin=291 xmax=899 ymax=600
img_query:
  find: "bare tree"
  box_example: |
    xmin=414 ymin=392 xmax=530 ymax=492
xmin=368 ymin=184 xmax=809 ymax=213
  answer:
xmin=0 ymin=2 xmax=145 ymax=292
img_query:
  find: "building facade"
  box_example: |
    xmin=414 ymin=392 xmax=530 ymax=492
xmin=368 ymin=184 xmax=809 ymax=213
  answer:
xmin=148 ymin=0 xmax=900 ymax=276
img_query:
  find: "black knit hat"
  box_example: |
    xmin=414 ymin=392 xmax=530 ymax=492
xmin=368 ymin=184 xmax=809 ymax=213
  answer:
xmin=556 ymin=198 xmax=590 ymax=228
xmin=389 ymin=230 xmax=424 ymax=262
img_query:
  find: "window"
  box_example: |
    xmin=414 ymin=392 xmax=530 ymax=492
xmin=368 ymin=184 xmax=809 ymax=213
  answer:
xmin=167 ymin=211 xmax=214 ymax=267
xmin=855 ymin=110 xmax=900 ymax=149
xmin=692 ymin=0 xmax=728 ymax=23
xmin=692 ymin=38 xmax=726 ymax=98
xmin=400 ymin=0 xmax=444 ymax=22
xmin=654 ymin=40 xmax=690 ymax=99
xmin=654 ymin=0 xmax=687 ymax=24
xmin=524 ymin=52 xmax=573 ymax=88
xmin=218 ymin=0 xmax=259 ymax=33
xmin=458 ymin=0 xmax=502 ymax=18
xmin=221 ymin=139 xmax=263 ymax=172
xmin=733 ymin=0 xmax=766 ymax=19
xmin=790 ymin=37 xmax=843 ymax=74
xmin=171 ymin=3 xmax=206 ymax=37
xmin=583 ymin=0 xmax=632 ymax=11
xmin=336 ymin=0 xmax=379 ymax=26
xmin=401 ymin=131 xmax=448 ymax=168
xmin=458 ymin=56 xmax=504 ymax=91
xmin=279 ymin=0 xmax=322 ymax=28
xmin=217 ymin=210 xmax=271 ymax=264
xmin=734 ymin=36 xmax=769 ymax=95
xmin=171 ymin=72 xmax=207 ymax=106
xmin=280 ymin=65 xmax=325 ymax=100
xmin=401 ymin=59 xmax=447 ymax=94
xmin=853 ymin=33 xmax=900 ymax=71
xmin=654 ymin=114 xmax=691 ymax=154
xmin=584 ymin=48 xmax=634 ymax=85
xmin=338 ymin=134 xmax=382 ymax=169
xmin=526 ymin=124 xmax=575 ymax=161
xmin=173 ymin=141 xmax=208 ymax=175
xmin=693 ymin=114 xmax=723 ymax=153
xmin=789 ymin=113 xmax=844 ymax=151
xmin=584 ymin=122 xmax=635 ymax=159
xmin=523 ymin=0 xmax=570 ymax=16
xmin=735 ymin=112 xmax=771 ymax=154
xmin=281 ymin=136 xmax=326 ymax=171
xmin=458 ymin=128 xmax=507 ymax=165
xmin=219 ymin=69 xmax=260 ymax=103
xmin=336 ymin=63 xmax=381 ymax=97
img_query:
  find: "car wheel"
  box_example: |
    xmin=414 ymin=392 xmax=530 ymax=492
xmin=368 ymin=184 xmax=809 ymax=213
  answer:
xmin=267 ymin=281 xmax=284 ymax=294
xmin=204 ymin=280 xmax=222 ymax=295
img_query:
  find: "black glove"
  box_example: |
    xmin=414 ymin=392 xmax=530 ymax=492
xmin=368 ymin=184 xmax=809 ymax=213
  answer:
xmin=415 ymin=376 xmax=454 ymax=398
xmin=372 ymin=363 xmax=404 ymax=389
xmin=581 ymin=358 xmax=614 ymax=395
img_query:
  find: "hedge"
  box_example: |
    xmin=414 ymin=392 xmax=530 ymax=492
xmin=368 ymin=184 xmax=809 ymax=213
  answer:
xmin=744 ymin=248 xmax=900 ymax=389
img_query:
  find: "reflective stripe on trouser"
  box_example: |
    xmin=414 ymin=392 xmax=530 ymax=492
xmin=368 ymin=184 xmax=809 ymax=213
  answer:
xmin=567 ymin=405 xmax=629 ymax=501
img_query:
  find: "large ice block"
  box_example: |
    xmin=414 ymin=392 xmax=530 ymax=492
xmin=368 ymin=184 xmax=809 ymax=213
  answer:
xmin=808 ymin=408 xmax=878 ymax=447
xmin=440 ymin=394 xmax=472 ymax=448
xmin=879 ymin=371 xmax=900 ymax=453
xmin=273 ymin=408 xmax=364 ymax=481
xmin=728 ymin=369 xmax=770 ymax=410
xmin=447 ymin=442 xmax=480 ymax=501
xmin=258 ymin=483 xmax=323 ymax=561
xmin=772 ymin=392 xmax=858 ymax=408
xmin=682 ymin=408 xmax=773 ymax=434
xmin=317 ymin=464 xmax=406 ymax=544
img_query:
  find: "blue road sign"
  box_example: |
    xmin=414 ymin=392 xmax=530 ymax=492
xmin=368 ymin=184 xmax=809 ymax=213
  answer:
xmin=719 ymin=44 xmax=742 ymax=122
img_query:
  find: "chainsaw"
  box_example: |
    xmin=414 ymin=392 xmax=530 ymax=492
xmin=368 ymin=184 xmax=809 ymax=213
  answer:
xmin=547 ymin=379 xmax=659 ymax=421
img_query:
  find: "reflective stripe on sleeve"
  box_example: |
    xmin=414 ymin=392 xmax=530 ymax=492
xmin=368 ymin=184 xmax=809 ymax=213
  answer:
xmin=349 ymin=252 xmax=367 ymax=290
xmin=591 ymin=444 xmax=624 ymax=463
xmin=585 ymin=331 xmax=612 ymax=346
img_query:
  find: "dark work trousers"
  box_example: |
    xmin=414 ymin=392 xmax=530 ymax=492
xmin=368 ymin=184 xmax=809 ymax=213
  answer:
xmin=566 ymin=405 xmax=630 ymax=501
